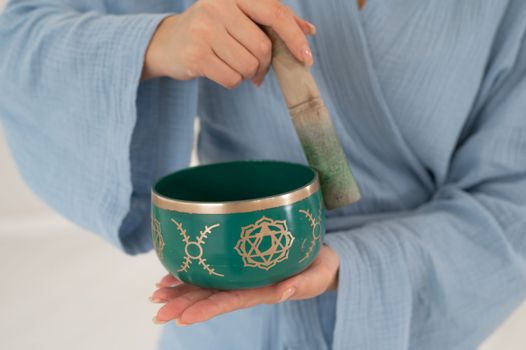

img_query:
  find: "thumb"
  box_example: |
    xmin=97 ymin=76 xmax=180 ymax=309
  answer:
xmin=276 ymin=245 xmax=339 ymax=301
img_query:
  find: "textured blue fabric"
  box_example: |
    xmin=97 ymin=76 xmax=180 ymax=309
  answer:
xmin=1 ymin=1 xmax=526 ymax=349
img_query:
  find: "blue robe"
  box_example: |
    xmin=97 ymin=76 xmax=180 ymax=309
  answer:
xmin=1 ymin=0 xmax=526 ymax=349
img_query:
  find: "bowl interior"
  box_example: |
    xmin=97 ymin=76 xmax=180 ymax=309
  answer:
xmin=154 ymin=160 xmax=316 ymax=202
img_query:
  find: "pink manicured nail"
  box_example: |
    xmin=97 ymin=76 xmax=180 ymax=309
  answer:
xmin=156 ymin=282 xmax=181 ymax=288
xmin=279 ymin=287 xmax=296 ymax=302
xmin=175 ymin=318 xmax=189 ymax=327
xmin=251 ymin=76 xmax=264 ymax=87
xmin=149 ymin=296 xmax=166 ymax=304
xmin=307 ymin=22 xmax=317 ymax=34
xmin=302 ymin=48 xmax=313 ymax=66
xmin=152 ymin=316 xmax=167 ymax=325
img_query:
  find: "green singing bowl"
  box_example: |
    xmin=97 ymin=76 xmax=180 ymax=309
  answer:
xmin=151 ymin=160 xmax=325 ymax=290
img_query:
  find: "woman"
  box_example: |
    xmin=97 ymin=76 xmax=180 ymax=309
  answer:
xmin=1 ymin=0 xmax=525 ymax=349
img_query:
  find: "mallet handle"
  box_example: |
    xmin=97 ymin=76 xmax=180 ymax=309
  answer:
xmin=265 ymin=28 xmax=360 ymax=209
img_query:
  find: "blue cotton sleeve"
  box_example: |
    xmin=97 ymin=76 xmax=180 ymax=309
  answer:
xmin=324 ymin=31 xmax=526 ymax=350
xmin=0 ymin=1 xmax=171 ymax=254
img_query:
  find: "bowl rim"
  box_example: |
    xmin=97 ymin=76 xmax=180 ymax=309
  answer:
xmin=151 ymin=160 xmax=320 ymax=214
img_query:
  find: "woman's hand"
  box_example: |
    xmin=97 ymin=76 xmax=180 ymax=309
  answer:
xmin=141 ymin=0 xmax=316 ymax=87
xmin=150 ymin=244 xmax=339 ymax=326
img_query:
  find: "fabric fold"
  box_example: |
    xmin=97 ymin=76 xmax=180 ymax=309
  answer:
xmin=0 ymin=2 xmax=170 ymax=253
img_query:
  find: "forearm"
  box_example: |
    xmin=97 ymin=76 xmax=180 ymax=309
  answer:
xmin=325 ymin=183 xmax=526 ymax=349
xmin=0 ymin=1 xmax=170 ymax=252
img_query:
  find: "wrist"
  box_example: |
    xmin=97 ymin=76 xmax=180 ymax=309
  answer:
xmin=141 ymin=15 xmax=179 ymax=81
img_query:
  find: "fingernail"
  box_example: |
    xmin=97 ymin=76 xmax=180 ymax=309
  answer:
xmin=152 ymin=316 xmax=167 ymax=325
xmin=175 ymin=318 xmax=189 ymax=327
xmin=279 ymin=287 xmax=296 ymax=302
xmin=149 ymin=296 xmax=166 ymax=304
xmin=156 ymin=282 xmax=180 ymax=288
xmin=302 ymin=47 xmax=313 ymax=66
xmin=251 ymin=77 xmax=263 ymax=87
xmin=307 ymin=22 xmax=317 ymax=35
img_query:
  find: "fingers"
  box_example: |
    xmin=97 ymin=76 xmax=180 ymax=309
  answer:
xmin=201 ymin=50 xmax=243 ymax=89
xmin=224 ymin=6 xmax=272 ymax=86
xmin=237 ymin=0 xmax=313 ymax=65
xmin=156 ymin=274 xmax=182 ymax=288
xmin=177 ymin=291 xmax=243 ymax=324
xmin=151 ymin=0 xmax=316 ymax=85
xmin=179 ymin=285 xmax=285 ymax=324
xmin=294 ymin=15 xmax=316 ymax=35
xmin=155 ymin=288 xmax=217 ymax=323
xmin=165 ymin=246 xmax=338 ymax=325
xmin=154 ymin=281 xmax=291 ymax=325
xmin=151 ymin=248 xmax=339 ymax=325
xmin=150 ymin=284 xmax=202 ymax=303
xmin=211 ymin=29 xmax=260 ymax=81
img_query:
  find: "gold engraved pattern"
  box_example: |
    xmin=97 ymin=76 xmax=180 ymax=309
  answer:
xmin=171 ymin=219 xmax=224 ymax=277
xmin=235 ymin=217 xmax=295 ymax=270
xmin=151 ymin=215 xmax=165 ymax=260
xmin=298 ymin=209 xmax=322 ymax=263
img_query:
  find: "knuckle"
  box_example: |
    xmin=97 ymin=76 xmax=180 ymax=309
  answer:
xmin=183 ymin=47 xmax=206 ymax=75
xmin=227 ymin=290 xmax=244 ymax=308
xmin=224 ymin=74 xmax=242 ymax=89
xmin=199 ymin=1 xmax=217 ymax=15
xmin=189 ymin=6 xmax=213 ymax=35
xmin=188 ymin=19 xmax=208 ymax=37
xmin=273 ymin=292 xmax=283 ymax=304
xmin=244 ymin=57 xmax=259 ymax=77
xmin=271 ymin=3 xmax=289 ymax=21
xmin=257 ymin=38 xmax=272 ymax=57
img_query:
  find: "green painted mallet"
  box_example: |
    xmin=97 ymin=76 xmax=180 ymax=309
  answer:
xmin=265 ymin=28 xmax=361 ymax=209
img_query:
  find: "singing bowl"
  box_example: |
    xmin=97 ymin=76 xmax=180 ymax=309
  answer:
xmin=151 ymin=160 xmax=325 ymax=290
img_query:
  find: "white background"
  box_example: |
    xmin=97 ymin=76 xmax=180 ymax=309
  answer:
xmin=0 ymin=3 xmax=162 ymax=349
xmin=0 ymin=0 xmax=525 ymax=349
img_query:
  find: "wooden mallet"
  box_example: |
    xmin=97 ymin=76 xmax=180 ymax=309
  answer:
xmin=265 ymin=28 xmax=361 ymax=209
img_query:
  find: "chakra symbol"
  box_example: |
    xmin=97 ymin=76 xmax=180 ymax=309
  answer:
xmin=171 ymin=219 xmax=224 ymax=277
xmin=235 ymin=216 xmax=295 ymax=270
xmin=151 ymin=215 xmax=165 ymax=260
xmin=298 ymin=209 xmax=322 ymax=263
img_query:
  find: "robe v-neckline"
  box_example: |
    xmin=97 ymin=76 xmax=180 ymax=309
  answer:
xmin=309 ymin=0 xmax=432 ymax=188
